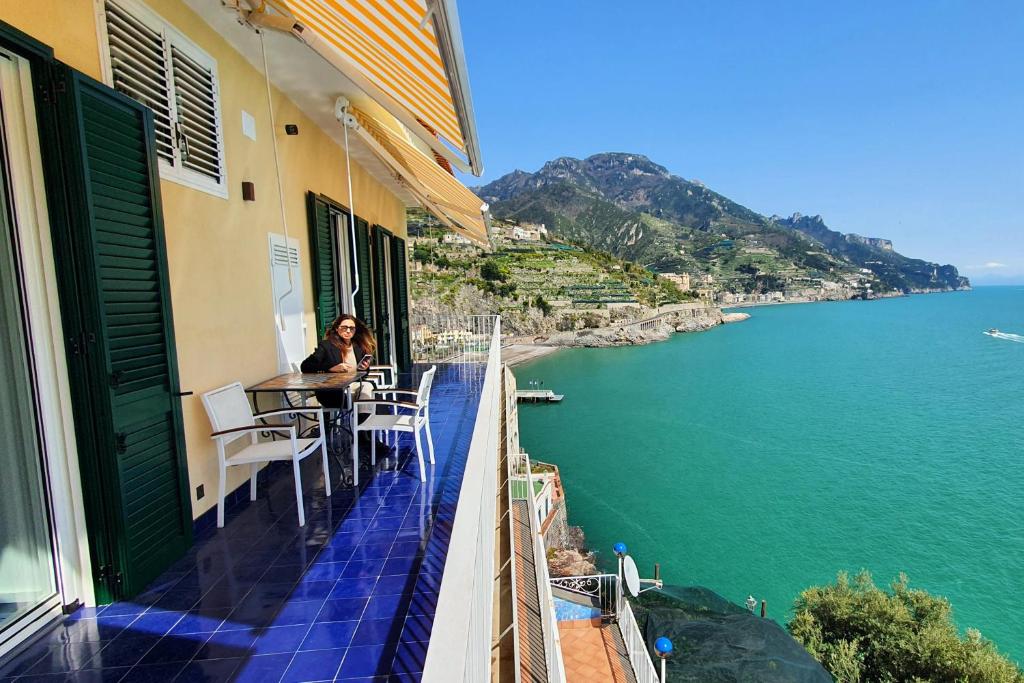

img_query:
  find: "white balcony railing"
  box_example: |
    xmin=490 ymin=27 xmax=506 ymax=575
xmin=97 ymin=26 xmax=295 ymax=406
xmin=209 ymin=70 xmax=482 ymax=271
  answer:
xmin=520 ymin=451 xmax=567 ymax=682
xmin=411 ymin=313 xmax=497 ymax=364
xmin=619 ymin=597 xmax=660 ymax=683
xmin=421 ymin=316 xmax=501 ymax=683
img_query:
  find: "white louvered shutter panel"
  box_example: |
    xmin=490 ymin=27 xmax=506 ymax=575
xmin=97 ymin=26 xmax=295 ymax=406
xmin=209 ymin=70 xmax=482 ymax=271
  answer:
xmin=269 ymin=234 xmax=307 ymax=374
xmin=169 ymin=46 xmax=223 ymax=184
xmin=103 ymin=0 xmax=175 ymax=163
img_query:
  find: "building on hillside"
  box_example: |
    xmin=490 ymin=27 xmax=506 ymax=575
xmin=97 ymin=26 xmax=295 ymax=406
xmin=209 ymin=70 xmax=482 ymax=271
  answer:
xmin=511 ymin=223 xmax=546 ymax=241
xmin=662 ymin=272 xmax=692 ymax=291
xmin=442 ymin=232 xmax=472 ymax=245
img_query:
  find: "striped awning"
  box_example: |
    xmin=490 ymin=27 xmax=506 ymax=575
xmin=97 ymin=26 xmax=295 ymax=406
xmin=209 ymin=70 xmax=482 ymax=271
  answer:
xmin=349 ymin=107 xmax=489 ymax=247
xmin=262 ymin=0 xmax=482 ymax=175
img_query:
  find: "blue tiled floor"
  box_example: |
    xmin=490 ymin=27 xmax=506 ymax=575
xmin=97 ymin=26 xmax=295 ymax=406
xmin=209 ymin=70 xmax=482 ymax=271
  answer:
xmin=0 ymin=364 xmax=483 ymax=683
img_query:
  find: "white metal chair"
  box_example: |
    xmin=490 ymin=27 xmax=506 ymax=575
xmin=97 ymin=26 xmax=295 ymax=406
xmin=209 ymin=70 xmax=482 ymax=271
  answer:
xmin=351 ymin=365 xmax=436 ymax=485
xmin=362 ymin=363 xmax=397 ymax=444
xmin=202 ymin=382 xmax=330 ymax=527
xmin=364 ymin=363 xmax=397 ymax=391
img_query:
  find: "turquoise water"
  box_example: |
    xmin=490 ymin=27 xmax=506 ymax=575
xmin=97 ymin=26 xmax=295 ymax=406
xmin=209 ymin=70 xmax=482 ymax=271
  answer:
xmin=516 ymin=286 xmax=1024 ymax=663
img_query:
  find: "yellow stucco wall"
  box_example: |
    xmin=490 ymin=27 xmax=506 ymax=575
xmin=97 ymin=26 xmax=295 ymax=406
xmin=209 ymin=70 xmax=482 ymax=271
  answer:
xmin=3 ymin=0 xmax=407 ymax=518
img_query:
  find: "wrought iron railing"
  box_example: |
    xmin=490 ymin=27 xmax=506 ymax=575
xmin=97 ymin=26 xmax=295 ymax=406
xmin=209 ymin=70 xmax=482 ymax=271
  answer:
xmin=549 ymin=574 xmax=617 ymax=617
xmin=420 ymin=316 xmax=501 ymax=682
xmin=549 ymin=572 xmax=661 ymax=683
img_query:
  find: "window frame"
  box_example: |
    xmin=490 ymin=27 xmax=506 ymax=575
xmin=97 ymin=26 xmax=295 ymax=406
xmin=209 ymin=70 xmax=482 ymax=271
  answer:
xmin=94 ymin=0 xmax=228 ymax=199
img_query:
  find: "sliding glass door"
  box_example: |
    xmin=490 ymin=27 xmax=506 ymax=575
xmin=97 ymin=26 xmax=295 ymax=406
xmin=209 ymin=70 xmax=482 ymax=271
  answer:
xmin=0 ymin=62 xmax=60 ymax=638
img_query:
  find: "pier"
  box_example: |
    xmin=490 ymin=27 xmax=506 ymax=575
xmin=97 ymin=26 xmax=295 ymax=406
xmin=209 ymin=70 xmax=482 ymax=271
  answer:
xmin=515 ymin=389 xmax=564 ymax=403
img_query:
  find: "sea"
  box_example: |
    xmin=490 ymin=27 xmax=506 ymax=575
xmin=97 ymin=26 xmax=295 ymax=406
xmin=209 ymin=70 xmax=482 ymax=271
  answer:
xmin=515 ymin=286 xmax=1024 ymax=663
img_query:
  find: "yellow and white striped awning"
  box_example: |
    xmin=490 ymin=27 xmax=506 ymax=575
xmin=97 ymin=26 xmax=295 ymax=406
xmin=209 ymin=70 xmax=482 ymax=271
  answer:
xmin=348 ymin=107 xmax=489 ymax=246
xmin=262 ymin=0 xmax=481 ymax=175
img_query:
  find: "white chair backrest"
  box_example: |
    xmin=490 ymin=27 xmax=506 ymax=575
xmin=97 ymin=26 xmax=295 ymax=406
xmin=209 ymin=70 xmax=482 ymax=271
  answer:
xmin=202 ymin=382 xmax=255 ymax=442
xmin=416 ymin=365 xmax=437 ymax=407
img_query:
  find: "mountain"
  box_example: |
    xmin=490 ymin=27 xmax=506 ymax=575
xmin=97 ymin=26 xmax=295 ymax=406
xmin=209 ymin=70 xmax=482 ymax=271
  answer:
xmin=476 ymin=153 xmax=969 ymax=294
xmin=775 ymin=213 xmax=970 ymax=292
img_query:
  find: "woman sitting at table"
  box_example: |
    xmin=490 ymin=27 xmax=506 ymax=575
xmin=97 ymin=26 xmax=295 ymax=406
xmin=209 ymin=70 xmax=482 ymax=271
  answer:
xmin=300 ymin=314 xmax=376 ymax=410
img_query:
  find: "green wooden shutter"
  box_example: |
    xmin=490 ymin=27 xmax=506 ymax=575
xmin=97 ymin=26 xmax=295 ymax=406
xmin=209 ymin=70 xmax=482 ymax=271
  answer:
xmin=371 ymin=227 xmax=392 ymax=365
xmin=307 ymin=193 xmax=339 ymax=338
xmin=54 ymin=67 xmax=191 ymax=600
xmin=353 ymin=217 xmax=374 ymax=327
xmin=391 ymin=237 xmax=412 ymax=372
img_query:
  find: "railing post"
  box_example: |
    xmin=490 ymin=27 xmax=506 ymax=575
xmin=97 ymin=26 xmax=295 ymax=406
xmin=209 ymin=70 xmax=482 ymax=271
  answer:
xmin=613 ymin=542 xmax=627 ymax=617
xmin=655 ymin=637 xmax=673 ymax=683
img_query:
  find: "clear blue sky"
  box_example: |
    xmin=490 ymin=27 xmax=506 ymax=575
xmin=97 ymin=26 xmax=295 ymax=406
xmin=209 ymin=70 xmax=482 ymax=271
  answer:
xmin=456 ymin=1 xmax=1024 ymax=284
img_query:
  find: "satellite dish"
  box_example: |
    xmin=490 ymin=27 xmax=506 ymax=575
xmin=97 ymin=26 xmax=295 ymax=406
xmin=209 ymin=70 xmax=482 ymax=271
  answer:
xmin=623 ymin=555 xmax=641 ymax=597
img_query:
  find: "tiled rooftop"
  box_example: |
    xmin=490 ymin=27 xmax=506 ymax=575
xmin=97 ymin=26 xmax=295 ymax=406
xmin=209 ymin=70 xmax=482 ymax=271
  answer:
xmin=0 ymin=364 xmax=483 ymax=683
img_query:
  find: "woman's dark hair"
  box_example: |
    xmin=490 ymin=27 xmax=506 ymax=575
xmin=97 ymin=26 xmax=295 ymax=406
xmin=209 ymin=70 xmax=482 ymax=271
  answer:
xmin=326 ymin=313 xmax=377 ymax=357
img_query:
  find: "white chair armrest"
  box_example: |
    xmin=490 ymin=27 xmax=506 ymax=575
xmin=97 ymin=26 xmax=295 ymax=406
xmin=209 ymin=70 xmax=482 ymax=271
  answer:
xmin=254 ymin=407 xmax=324 ymax=419
xmin=211 ymin=424 xmax=296 ymax=439
xmin=353 ymin=398 xmax=419 ymax=411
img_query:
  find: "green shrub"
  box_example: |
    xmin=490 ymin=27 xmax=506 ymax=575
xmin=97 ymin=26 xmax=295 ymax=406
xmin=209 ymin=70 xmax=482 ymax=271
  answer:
xmin=480 ymin=258 xmax=505 ymax=282
xmin=789 ymin=571 xmax=1023 ymax=683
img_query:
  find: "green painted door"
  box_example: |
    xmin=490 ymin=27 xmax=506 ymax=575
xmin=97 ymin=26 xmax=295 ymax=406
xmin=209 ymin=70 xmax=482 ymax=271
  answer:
xmin=371 ymin=226 xmax=392 ymax=366
xmin=390 ymin=236 xmax=412 ymax=372
xmin=307 ymin=193 xmax=339 ymax=338
xmin=49 ymin=65 xmax=191 ymax=601
xmin=352 ymin=217 xmax=374 ymax=328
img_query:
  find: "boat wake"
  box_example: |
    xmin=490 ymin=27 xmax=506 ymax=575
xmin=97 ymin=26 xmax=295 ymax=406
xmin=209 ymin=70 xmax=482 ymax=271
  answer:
xmin=985 ymin=330 xmax=1024 ymax=343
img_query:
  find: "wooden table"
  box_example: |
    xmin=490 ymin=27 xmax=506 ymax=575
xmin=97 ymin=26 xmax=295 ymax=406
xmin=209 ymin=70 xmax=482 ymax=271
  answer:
xmin=247 ymin=370 xmax=367 ymax=394
xmin=247 ymin=371 xmax=369 ymax=487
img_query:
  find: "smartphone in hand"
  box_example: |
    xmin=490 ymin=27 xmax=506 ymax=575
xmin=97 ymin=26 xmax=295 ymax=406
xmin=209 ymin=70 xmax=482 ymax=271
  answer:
xmin=358 ymin=354 xmax=373 ymax=370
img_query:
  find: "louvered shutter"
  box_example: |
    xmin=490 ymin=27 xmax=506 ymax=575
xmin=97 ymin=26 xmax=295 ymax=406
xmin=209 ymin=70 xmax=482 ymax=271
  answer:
xmin=390 ymin=237 xmax=412 ymax=371
xmin=307 ymin=193 xmax=339 ymax=338
xmin=353 ymin=217 xmax=374 ymax=328
xmin=55 ymin=67 xmax=191 ymax=600
xmin=101 ymin=0 xmax=226 ymax=193
xmin=169 ymin=46 xmax=223 ymax=184
xmin=372 ymin=227 xmax=392 ymax=365
xmin=103 ymin=0 xmax=174 ymax=163
xmin=269 ymin=235 xmax=306 ymax=373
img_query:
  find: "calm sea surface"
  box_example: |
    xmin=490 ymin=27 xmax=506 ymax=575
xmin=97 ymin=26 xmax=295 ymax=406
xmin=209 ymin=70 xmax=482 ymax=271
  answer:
xmin=516 ymin=286 xmax=1024 ymax=663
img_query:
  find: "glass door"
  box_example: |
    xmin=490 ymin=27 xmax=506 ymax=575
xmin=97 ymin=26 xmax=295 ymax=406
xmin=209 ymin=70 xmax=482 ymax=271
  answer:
xmin=0 ymin=50 xmax=61 ymax=646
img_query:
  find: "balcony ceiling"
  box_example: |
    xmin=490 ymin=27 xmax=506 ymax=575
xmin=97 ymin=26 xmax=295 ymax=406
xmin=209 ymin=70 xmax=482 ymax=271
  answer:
xmin=182 ymin=0 xmax=419 ymax=206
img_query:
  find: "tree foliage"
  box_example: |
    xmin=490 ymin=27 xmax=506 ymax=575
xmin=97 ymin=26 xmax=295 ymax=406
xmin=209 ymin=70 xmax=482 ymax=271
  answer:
xmin=789 ymin=571 xmax=1023 ymax=683
xmin=480 ymin=258 xmax=505 ymax=282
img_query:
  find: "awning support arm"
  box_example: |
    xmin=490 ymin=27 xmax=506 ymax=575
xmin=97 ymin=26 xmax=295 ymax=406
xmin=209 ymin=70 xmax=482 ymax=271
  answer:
xmin=335 ymin=97 xmax=361 ymax=312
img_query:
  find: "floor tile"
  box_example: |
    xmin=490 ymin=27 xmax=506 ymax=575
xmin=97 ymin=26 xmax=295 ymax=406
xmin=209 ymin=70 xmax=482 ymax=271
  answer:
xmin=232 ymin=653 xmax=291 ymax=683
xmin=250 ymin=625 xmax=309 ymax=655
xmin=168 ymin=609 xmax=231 ymax=636
xmin=176 ymin=657 xmax=242 ymax=683
xmin=190 ymin=629 xmax=255 ymax=660
xmin=315 ymin=599 xmax=367 ymax=624
xmin=118 ymin=662 xmax=184 ymax=683
xmin=334 ymin=644 xmax=394 ymax=679
xmin=65 ymin=665 xmax=131 ymax=682
xmin=81 ymin=633 xmax=161 ymax=670
xmin=136 ymin=634 xmax=209 ymax=666
xmin=299 ymin=621 xmax=358 ymax=651
xmin=328 ymin=579 xmax=377 ymax=601
xmin=351 ymin=619 xmax=401 ymax=647
xmin=280 ymin=648 xmax=346 ymax=683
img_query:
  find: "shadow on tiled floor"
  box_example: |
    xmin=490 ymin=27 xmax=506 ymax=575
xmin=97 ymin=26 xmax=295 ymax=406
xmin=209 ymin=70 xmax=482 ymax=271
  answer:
xmin=0 ymin=364 xmax=484 ymax=683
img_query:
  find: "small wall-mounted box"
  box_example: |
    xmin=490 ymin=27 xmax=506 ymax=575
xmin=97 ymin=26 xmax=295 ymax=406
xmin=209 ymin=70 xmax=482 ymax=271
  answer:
xmin=241 ymin=181 xmax=256 ymax=202
xmin=241 ymin=110 xmax=256 ymax=140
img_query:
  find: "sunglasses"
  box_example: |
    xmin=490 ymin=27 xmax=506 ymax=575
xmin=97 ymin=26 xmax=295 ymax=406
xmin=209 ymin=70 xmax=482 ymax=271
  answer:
xmin=338 ymin=324 xmax=356 ymax=331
